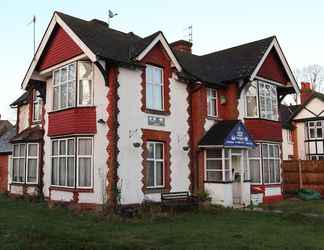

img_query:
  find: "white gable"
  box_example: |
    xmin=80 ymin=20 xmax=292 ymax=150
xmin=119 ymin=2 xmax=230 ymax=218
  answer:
xmin=294 ymin=97 xmax=324 ymax=120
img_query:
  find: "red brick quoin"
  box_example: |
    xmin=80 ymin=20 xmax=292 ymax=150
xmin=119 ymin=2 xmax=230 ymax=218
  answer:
xmin=141 ymin=129 xmax=171 ymax=193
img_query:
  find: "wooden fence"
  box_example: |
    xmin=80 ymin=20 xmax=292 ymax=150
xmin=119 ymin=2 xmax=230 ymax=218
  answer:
xmin=282 ymin=160 xmax=324 ymax=195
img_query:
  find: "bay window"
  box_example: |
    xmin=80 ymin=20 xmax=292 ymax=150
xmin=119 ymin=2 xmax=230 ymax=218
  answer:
xmin=248 ymin=144 xmax=262 ymax=183
xmin=245 ymin=80 xmax=278 ymax=121
xmin=32 ymin=90 xmax=42 ymax=122
xmin=308 ymin=121 xmax=323 ymax=139
xmin=53 ymin=61 xmax=93 ymax=111
xmin=207 ymin=88 xmax=218 ymax=117
xmin=51 ymin=137 xmax=93 ymax=188
xmin=146 ymin=141 xmax=164 ymax=188
xmin=12 ymin=143 xmax=38 ymax=184
xmin=146 ymin=65 xmax=163 ymax=111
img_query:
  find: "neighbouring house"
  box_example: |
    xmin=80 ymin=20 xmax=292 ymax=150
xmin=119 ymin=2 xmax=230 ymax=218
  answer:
xmin=8 ymin=11 xmax=299 ymax=208
xmin=0 ymin=124 xmax=15 ymax=192
xmin=281 ymin=82 xmax=324 ymax=160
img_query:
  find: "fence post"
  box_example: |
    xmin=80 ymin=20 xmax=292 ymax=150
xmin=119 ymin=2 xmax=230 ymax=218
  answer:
xmin=298 ymin=160 xmax=303 ymax=189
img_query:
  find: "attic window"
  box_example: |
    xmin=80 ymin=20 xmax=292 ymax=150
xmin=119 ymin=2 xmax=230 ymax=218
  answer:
xmin=145 ymin=65 xmax=163 ymax=111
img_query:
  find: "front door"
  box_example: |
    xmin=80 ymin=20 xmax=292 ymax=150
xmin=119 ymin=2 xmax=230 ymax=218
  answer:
xmin=232 ymin=150 xmax=243 ymax=204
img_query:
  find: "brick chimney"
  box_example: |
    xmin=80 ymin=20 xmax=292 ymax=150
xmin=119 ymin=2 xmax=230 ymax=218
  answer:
xmin=170 ymin=40 xmax=192 ymax=53
xmin=300 ymin=82 xmax=313 ymax=104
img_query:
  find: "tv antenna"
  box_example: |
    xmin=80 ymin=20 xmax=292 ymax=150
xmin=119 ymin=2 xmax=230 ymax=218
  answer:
xmin=27 ymin=15 xmax=36 ymax=55
xmin=108 ymin=10 xmax=118 ymax=28
xmin=182 ymin=25 xmax=193 ymax=43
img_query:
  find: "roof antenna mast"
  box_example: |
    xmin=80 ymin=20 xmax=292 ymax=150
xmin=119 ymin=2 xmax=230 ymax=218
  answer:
xmin=188 ymin=25 xmax=193 ymax=43
xmin=108 ymin=10 xmax=118 ymax=28
xmin=28 ymin=15 xmax=36 ymax=55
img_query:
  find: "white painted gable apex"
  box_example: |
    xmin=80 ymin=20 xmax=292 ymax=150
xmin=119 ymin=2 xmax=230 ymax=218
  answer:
xmin=135 ymin=32 xmax=182 ymax=72
xmin=250 ymin=37 xmax=299 ymax=95
xmin=21 ymin=12 xmax=97 ymax=90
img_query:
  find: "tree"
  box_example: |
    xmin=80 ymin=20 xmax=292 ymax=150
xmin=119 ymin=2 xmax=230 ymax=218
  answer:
xmin=294 ymin=64 xmax=324 ymax=92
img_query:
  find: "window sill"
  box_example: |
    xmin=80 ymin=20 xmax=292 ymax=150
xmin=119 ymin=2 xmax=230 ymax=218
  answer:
xmin=143 ymin=109 xmax=170 ymax=116
xmin=206 ymin=116 xmax=220 ymax=121
xmin=143 ymin=187 xmax=166 ymax=194
xmin=49 ymin=186 xmax=94 ymax=193
xmin=244 ymin=117 xmax=279 ymax=123
xmin=10 ymin=182 xmax=38 ymax=186
xmin=204 ymin=181 xmax=233 ymax=184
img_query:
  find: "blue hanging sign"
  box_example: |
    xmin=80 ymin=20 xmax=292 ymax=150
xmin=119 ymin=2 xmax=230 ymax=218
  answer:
xmin=224 ymin=122 xmax=256 ymax=148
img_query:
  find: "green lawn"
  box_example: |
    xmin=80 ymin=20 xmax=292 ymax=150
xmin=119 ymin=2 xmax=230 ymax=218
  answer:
xmin=1 ymin=195 xmax=324 ymax=250
xmin=260 ymin=198 xmax=324 ymax=215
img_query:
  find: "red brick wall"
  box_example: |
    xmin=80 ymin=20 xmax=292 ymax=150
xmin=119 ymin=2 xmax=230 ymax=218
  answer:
xmin=37 ymin=25 xmax=83 ymax=71
xmin=140 ymin=42 xmax=171 ymax=114
xmin=257 ymin=48 xmax=289 ymax=84
xmin=244 ymin=119 xmax=282 ymax=142
xmin=218 ymin=82 xmax=239 ymax=120
xmin=48 ymin=107 xmax=97 ymax=136
xmin=0 ymin=155 xmax=8 ymax=192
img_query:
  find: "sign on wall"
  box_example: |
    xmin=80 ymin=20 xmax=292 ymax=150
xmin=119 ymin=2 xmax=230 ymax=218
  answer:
xmin=148 ymin=116 xmax=165 ymax=126
xmin=224 ymin=122 xmax=255 ymax=148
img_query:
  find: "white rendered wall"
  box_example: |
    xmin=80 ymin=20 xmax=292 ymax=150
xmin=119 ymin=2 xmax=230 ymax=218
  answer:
xmin=205 ymin=183 xmax=233 ymax=207
xmin=117 ymin=68 xmax=190 ymax=205
xmin=296 ymin=123 xmax=306 ymax=160
xmin=282 ymin=129 xmax=294 ymax=160
xmin=18 ymin=104 xmax=29 ymax=133
xmin=42 ymin=63 xmax=109 ymax=204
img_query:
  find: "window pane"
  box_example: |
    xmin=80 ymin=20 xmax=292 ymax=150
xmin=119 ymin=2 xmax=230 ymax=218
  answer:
xmin=53 ymin=86 xmax=59 ymax=110
xmin=153 ymin=84 xmax=163 ymax=110
xmin=60 ymin=84 xmax=67 ymax=108
xmin=78 ymin=61 xmax=92 ymax=79
xmin=249 ymin=159 xmax=261 ymax=183
xmin=147 ymin=143 xmax=154 ymax=159
xmin=60 ymin=67 xmax=67 ymax=82
xmin=68 ymin=139 xmax=75 ymax=155
xmin=206 ymin=149 xmax=222 ymax=158
xmin=18 ymin=159 xmax=25 ymax=182
xmin=78 ymin=139 xmax=92 ymax=155
xmin=52 ymin=158 xmax=59 ymax=185
xmin=52 ymin=141 xmax=58 ymax=156
xmin=60 ymin=141 xmax=66 ymax=155
xmin=269 ymin=160 xmax=275 ymax=183
xmin=146 ymin=161 xmax=155 ymax=186
xmin=19 ymin=144 xmax=26 ymax=157
xmin=246 ymin=96 xmax=257 ymax=117
xmin=153 ymin=67 xmax=162 ymax=84
xmin=79 ymin=80 xmax=92 ymax=105
xmin=59 ymin=158 xmax=66 ymax=186
xmin=156 ymin=162 xmax=163 ymax=186
xmin=207 ymin=171 xmax=222 ymax=181
xmin=155 ymin=143 xmax=163 ymax=160
xmin=146 ymin=83 xmax=154 ymax=109
xmin=67 ymin=157 xmax=75 ymax=187
xmin=263 ymin=160 xmax=269 ymax=184
xmin=13 ymin=145 xmax=19 ymax=157
xmin=317 ymin=128 xmax=323 ymax=138
xmin=28 ymin=144 xmax=37 ymax=157
xmin=207 ymin=160 xmax=222 ymax=170
xmin=54 ymin=70 xmax=60 ymax=85
xmin=78 ymin=158 xmax=91 ymax=187
xmin=13 ymin=159 xmax=19 ymax=182
xmin=262 ymin=144 xmax=268 ymax=157
xmin=68 ymin=63 xmax=76 ymax=80
xmin=27 ymin=159 xmax=37 ymax=183
xmin=68 ymin=81 xmax=75 ymax=107
xmin=248 ymin=145 xmax=260 ymax=157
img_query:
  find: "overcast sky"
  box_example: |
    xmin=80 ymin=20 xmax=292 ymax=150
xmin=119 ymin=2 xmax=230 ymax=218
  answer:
xmin=1 ymin=0 xmax=323 ymax=122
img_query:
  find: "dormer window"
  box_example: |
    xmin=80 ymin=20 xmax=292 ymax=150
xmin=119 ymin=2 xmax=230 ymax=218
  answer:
xmin=32 ymin=90 xmax=42 ymax=122
xmin=146 ymin=65 xmax=163 ymax=111
xmin=207 ymin=88 xmax=218 ymax=117
xmin=53 ymin=61 xmax=93 ymax=111
xmin=245 ymin=80 xmax=278 ymax=121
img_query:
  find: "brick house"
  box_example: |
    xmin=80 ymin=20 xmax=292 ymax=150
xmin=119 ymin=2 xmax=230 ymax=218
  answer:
xmin=9 ymin=12 xmax=298 ymax=207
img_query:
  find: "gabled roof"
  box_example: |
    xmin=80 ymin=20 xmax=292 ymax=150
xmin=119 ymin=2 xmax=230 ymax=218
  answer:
xmin=176 ymin=36 xmax=274 ymax=85
xmin=0 ymin=126 xmax=16 ymax=154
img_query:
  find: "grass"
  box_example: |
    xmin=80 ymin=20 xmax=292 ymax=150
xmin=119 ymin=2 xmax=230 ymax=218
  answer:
xmin=2 ymin=195 xmax=324 ymax=249
xmin=260 ymin=198 xmax=324 ymax=214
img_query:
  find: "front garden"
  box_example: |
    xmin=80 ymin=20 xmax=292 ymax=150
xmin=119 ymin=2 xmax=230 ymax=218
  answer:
xmin=1 ymin=194 xmax=324 ymax=249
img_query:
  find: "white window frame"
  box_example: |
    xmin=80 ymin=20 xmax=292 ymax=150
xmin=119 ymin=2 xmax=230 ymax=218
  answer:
xmin=258 ymin=81 xmax=278 ymax=121
xmin=32 ymin=90 xmax=42 ymax=123
xmin=248 ymin=143 xmax=262 ymax=184
xmin=145 ymin=65 xmax=164 ymax=111
xmin=245 ymin=81 xmax=259 ymax=118
xmin=77 ymin=61 xmax=94 ymax=107
xmin=308 ymin=121 xmax=323 ymax=139
xmin=262 ymin=143 xmax=281 ymax=184
xmin=146 ymin=141 xmax=165 ymax=188
xmin=207 ymin=88 xmax=218 ymax=117
xmin=76 ymin=137 xmax=93 ymax=188
xmin=11 ymin=143 xmax=39 ymax=185
xmin=51 ymin=137 xmax=93 ymax=189
xmin=205 ymin=148 xmax=231 ymax=182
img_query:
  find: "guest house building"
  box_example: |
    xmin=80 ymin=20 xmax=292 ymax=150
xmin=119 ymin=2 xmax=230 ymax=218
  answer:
xmin=8 ymin=12 xmax=299 ymax=207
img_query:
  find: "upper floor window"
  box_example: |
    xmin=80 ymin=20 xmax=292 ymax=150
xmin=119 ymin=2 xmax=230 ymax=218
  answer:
xmin=308 ymin=121 xmax=323 ymax=139
xmin=53 ymin=61 xmax=93 ymax=111
xmin=245 ymin=80 xmax=278 ymax=121
xmin=32 ymin=90 xmax=42 ymax=122
xmin=146 ymin=65 xmax=163 ymax=111
xmin=12 ymin=143 xmax=38 ymax=184
xmin=207 ymin=88 xmax=218 ymax=117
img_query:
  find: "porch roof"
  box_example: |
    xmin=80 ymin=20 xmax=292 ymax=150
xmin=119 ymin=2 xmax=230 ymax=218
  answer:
xmin=10 ymin=127 xmax=44 ymax=144
xmin=198 ymin=120 xmax=256 ymax=148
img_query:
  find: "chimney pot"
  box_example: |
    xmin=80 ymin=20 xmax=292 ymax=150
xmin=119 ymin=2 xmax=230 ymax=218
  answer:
xmin=300 ymin=82 xmax=313 ymax=104
xmin=170 ymin=40 xmax=192 ymax=53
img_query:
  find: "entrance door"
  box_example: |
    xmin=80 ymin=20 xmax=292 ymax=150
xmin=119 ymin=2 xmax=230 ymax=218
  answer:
xmin=232 ymin=150 xmax=243 ymax=205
